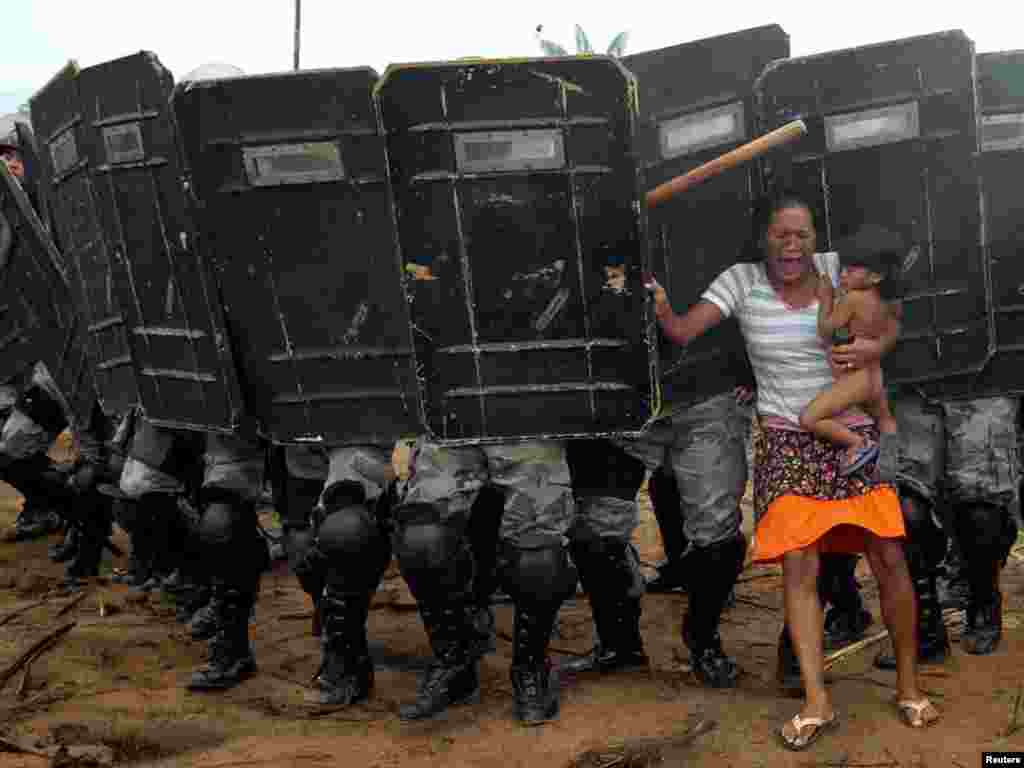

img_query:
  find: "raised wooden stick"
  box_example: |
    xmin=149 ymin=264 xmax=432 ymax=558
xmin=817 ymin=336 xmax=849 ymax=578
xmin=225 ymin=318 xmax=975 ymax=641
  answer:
xmin=646 ymin=119 xmax=808 ymax=208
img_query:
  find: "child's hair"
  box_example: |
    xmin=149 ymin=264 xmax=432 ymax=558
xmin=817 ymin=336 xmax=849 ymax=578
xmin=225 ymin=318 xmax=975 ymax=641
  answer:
xmin=834 ymin=223 xmax=907 ymax=301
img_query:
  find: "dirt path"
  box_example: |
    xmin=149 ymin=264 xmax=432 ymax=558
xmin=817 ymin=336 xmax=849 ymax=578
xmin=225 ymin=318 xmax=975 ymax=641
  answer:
xmin=1 ymin=476 xmax=1023 ymax=767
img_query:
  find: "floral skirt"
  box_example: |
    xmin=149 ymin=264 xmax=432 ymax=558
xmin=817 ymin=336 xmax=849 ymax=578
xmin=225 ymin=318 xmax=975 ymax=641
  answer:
xmin=751 ymin=423 xmax=905 ymax=563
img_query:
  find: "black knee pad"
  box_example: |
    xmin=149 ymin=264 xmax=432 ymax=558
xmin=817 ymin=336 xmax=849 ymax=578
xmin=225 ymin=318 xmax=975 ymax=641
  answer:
xmin=284 ymin=526 xmax=325 ymax=598
xmin=321 ymin=481 xmax=366 ymax=514
xmin=499 ymin=535 xmax=578 ymax=607
xmin=567 ymin=439 xmax=646 ymax=501
xmin=16 ymin=386 xmax=68 ymax=436
xmin=393 ymin=504 xmax=472 ymax=602
xmin=198 ymin=490 xmax=254 ymax=548
xmin=318 ymin=503 xmax=384 ymax=557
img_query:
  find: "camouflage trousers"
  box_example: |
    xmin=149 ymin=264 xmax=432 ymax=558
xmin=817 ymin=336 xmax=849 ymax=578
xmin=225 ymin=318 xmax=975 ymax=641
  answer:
xmin=614 ymin=391 xmax=751 ymax=548
xmin=284 ymin=443 xmax=395 ymax=513
xmin=119 ymin=417 xmax=265 ymax=502
xmin=400 ymin=438 xmax=574 ymax=546
xmin=883 ymin=390 xmax=1022 ymax=527
xmin=0 ymin=363 xmax=69 ymax=463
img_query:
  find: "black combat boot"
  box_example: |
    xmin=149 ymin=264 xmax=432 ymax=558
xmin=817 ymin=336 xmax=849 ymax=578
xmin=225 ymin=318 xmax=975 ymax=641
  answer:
xmin=510 ymin=603 xmax=562 ymax=725
xmin=874 ymin=572 xmax=949 ymax=669
xmin=399 ymin=603 xmax=479 ymax=721
xmin=562 ymin=538 xmax=648 ymax=675
xmin=645 ymin=467 xmax=688 ymax=593
xmin=49 ymin=527 xmax=80 ymax=562
xmin=189 ymin=579 xmax=228 ymax=640
xmin=309 ymin=590 xmax=374 ymax=707
xmin=821 ymin=555 xmax=872 ymax=651
xmin=187 ymin=588 xmax=257 ymax=691
xmin=176 ymin=583 xmax=212 ymax=624
xmin=681 ymin=536 xmax=745 ymax=688
xmin=962 ymin=561 xmax=1003 ymax=655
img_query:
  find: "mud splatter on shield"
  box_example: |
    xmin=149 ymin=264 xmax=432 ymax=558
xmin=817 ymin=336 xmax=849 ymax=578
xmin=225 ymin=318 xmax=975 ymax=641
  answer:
xmin=375 ymin=56 xmax=658 ymax=444
xmin=756 ymin=30 xmax=991 ymax=387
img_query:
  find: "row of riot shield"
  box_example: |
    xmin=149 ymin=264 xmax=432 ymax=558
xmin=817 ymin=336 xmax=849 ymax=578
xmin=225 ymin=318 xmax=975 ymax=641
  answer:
xmin=20 ymin=30 xmax=1023 ymax=454
xmin=26 ymin=52 xmax=656 ymax=447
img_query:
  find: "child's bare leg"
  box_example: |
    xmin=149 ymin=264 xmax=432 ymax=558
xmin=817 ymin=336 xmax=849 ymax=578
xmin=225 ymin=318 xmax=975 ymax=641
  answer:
xmin=868 ymin=369 xmax=897 ymax=434
xmin=800 ymin=369 xmax=876 ymax=457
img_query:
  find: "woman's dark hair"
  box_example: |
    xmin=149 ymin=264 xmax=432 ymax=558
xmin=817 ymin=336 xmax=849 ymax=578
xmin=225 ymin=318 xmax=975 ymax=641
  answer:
xmin=740 ymin=190 xmax=818 ymax=261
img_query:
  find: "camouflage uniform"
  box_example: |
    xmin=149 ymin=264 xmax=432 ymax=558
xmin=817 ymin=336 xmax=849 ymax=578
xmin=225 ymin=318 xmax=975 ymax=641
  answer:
xmin=601 ymin=392 xmax=751 ymax=686
xmin=392 ymin=438 xmax=577 ymax=723
xmin=877 ymin=391 xmax=1020 ymax=659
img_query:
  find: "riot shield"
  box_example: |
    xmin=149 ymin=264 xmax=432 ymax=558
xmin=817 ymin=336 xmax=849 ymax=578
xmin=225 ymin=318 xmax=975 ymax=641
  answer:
xmin=926 ymin=51 xmax=1024 ymax=399
xmin=63 ymin=51 xmax=243 ymax=433
xmin=624 ymin=26 xmax=789 ymax=408
xmin=30 ymin=61 xmax=140 ymax=419
xmin=171 ymin=66 xmax=422 ymax=446
xmin=376 ymin=57 xmax=657 ymax=444
xmin=0 ymin=161 xmax=88 ymax=414
xmin=756 ymin=30 xmax=989 ymax=387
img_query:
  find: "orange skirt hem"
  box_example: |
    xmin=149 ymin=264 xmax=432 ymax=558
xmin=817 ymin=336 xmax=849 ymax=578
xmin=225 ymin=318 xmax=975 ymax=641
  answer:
xmin=751 ymin=485 xmax=905 ymax=564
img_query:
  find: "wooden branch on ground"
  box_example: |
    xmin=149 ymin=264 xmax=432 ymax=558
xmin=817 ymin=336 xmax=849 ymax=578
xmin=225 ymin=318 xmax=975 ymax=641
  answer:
xmin=0 ymin=736 xmax=49 ymax=757
xmin=0 ymin=621 xmax=76 ymax=690
xmin=55 ymin=590 xmax=89 ymax=617
xmin=824 ymin=608 xmax=963 ymax=671
xmin=0 ymin=598 xmax=48 ymax=627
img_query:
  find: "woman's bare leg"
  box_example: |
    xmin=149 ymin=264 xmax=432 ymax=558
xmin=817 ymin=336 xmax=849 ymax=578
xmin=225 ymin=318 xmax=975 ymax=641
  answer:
xmin=863 ymin=535 xmax=920 ymax=700
xmin=781 ymin=546 xmax=832 ymax=739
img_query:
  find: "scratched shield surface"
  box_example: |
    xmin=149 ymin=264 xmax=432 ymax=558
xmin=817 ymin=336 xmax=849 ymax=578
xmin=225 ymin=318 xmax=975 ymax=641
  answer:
xmin=70 ymin=52 xmax=241 ymax=431
xmin=757 ymin=30 xmax=991 ymax=387
xmin=171 ymin=67 xmax=422 ymax=445
xmin=624 ymin=25 xmax=789 ymax=409
xmin=29 ymin=62 xmax=140 ymax=420
xmin=924 ymin=50 xmax=1024 ymax=399
xmin=376 ymin=57 xmax=657 ymax=444
xmin=0 ymin=161 xmax=84 ymax=400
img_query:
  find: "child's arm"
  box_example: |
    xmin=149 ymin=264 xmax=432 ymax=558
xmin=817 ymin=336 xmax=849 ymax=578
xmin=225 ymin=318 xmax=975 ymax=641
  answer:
xmin=816 ymin=274 xmax=854 ymax=338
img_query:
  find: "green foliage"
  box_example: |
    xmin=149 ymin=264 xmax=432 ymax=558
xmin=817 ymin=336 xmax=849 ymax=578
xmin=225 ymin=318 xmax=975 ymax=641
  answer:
xmin=535 ymin=25 xmax=629 ymax=58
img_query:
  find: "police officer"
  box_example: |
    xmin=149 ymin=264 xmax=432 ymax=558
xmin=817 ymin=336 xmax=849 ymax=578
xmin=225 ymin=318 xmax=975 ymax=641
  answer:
xmin=390 ymin=438 xmax=577 ymax=724
xmin=875 ymin=394 xmax=1019 ymax=661
xmin=279 ymin=441 xmax=505 ymax=709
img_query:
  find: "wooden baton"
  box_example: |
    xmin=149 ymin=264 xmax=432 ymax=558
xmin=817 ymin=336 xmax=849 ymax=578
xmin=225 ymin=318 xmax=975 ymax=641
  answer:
xmin=645 ymin=119 xmax=808 ymax=208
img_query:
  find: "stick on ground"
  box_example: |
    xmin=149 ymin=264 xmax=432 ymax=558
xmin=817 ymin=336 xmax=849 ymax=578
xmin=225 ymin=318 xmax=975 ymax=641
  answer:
xmin=0 ymin=621 xmax=76 ymax=691
xmin=0 ymin=598 xmax=48 ymax=627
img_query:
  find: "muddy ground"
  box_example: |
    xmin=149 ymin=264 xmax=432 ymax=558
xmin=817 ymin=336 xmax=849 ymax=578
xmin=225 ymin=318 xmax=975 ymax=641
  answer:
xmin=1 ymin=436 xmax=1023 ymax=767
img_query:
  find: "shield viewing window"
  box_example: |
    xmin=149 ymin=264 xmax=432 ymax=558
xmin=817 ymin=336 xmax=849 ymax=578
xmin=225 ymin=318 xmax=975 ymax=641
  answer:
xmin=824 ymin=101 xmax=920 ymax=152
xmin=242 ymin=141 xmax=345 ymax=186
xmin=49 ymin=129 xmax=79 ymax=176
xmin=102 ymin=123 xmax=145 ymax=164
xmin=981 ymin=113 xmax=1024 ymax=152
xmin=659 ymin=101 xmax=745 ymax=159
xmin=453 ymin=130 xmax=565 ymax=173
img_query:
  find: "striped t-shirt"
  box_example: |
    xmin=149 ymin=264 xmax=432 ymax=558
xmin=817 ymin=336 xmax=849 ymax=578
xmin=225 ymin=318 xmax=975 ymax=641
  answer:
xmin=701 ymin=252 xmax=863 ymax=427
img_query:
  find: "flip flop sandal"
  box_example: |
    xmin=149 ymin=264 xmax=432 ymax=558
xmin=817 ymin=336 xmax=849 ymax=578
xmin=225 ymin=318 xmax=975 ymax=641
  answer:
xmin=777 ymin=712 xmax=839 ymax=751
xmin=895 ymin=697 xmax=940 ymax=728
xmin=840 ymin=441 xmax=880 ymax=477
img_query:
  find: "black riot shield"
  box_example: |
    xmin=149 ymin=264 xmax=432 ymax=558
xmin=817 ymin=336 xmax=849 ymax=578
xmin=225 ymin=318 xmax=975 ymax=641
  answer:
xmin=376 ymin=57 xmax=657 ymax=444
xmin=171 ymin=66 xmax=422 ymax=446
xmin=30 ymin=61 xmax=140 ymax=419
xmin=624 ymin=26 xmax=789 ymax=408
xmin=756 ymin=30 xmax=989 ymax=387
xmin=0 ymin=161 xmax=88 ymax=413
xmin=66 ymin=52 xmax=243 ymax=433
xmin=926 ymin=51 xmax=1024 ymax=399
